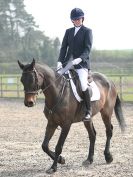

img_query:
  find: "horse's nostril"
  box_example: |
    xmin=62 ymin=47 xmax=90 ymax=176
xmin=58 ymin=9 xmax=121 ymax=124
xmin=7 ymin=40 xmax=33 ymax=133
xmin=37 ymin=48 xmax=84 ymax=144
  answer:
xmin=28 ymin=101 xmax=34 ymax=107
xmin=25 ymin=101 xmax=34 ymax=107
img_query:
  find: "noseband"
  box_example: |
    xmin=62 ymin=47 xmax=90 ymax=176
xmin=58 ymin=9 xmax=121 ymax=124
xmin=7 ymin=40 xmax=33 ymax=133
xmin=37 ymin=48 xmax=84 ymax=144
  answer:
xmin=22 ymin=68 xmax=40 ymax=94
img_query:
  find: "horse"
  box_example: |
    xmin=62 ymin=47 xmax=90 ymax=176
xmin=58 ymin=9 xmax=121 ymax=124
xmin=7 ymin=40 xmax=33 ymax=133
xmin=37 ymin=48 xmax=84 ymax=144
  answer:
xmin=18 ymin=59 xmax=126 ymax=174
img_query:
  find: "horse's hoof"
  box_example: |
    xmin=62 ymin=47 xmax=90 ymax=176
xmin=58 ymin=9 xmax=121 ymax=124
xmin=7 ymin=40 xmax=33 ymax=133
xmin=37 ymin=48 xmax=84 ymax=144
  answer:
xmin=60 ymin=156 xmax=65 ymax=164
xmin=58 ymin=156 xmax=65 ymax=164
xmin=46 ymin=167 xmax=57 ymax=174
xmin=106 ymin=156 xmax=113 ymax=164
xmin=105 ymin=153 xmax=113 ymax=164
xmin=82 ymin=159 xmax=93 ymax=166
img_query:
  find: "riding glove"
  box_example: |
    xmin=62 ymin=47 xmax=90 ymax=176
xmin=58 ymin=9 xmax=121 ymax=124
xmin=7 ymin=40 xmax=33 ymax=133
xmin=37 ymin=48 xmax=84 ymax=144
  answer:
xmin=57 ymin=62 xmax=62 ymax=70
xmin=72 ymin=58 xmax=82 ymax=65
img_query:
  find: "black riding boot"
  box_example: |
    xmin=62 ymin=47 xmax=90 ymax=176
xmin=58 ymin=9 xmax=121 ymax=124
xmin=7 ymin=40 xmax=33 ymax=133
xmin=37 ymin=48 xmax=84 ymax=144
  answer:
xmin=82 ymin=89 xmax=92 ymax=121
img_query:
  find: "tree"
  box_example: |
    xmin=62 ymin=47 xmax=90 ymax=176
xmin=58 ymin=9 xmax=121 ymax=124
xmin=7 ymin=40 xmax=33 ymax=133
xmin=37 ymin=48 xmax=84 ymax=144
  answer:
xmin=0 ymin=0 xmax=61 ymax=72
xmin=20 ymin=28 xmax=45 ymax=62
xmin=0 ymin=0 xmax=36 ymax=62
xmin=53 ymin=37 xmax=60 ymax=59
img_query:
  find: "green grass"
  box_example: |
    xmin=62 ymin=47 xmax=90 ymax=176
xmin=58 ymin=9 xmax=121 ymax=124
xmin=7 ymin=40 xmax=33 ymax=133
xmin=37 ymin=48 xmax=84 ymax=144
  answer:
xmin=122 ymin=94 xmax=133 ymax=102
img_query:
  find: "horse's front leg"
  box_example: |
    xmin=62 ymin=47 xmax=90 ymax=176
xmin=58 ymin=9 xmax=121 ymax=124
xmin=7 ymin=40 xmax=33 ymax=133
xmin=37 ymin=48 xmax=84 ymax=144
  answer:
xmin=42 ymin=121 xmax=65 ymax=164
xmin=46 ymin=124 xmax=71 ymax=174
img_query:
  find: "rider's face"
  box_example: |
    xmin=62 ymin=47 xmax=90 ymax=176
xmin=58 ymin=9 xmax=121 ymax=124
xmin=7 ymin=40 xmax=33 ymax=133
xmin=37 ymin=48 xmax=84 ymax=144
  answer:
xmin=72 ymin=18 xmax=83 ymax=27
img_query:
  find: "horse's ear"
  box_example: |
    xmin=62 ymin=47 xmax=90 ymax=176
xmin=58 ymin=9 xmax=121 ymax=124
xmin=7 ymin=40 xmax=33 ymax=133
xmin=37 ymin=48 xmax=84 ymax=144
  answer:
xmin=31 ymin=58 xmax=35 ymax=69
xmin=18 ymin=60 xmax=24 ymax=70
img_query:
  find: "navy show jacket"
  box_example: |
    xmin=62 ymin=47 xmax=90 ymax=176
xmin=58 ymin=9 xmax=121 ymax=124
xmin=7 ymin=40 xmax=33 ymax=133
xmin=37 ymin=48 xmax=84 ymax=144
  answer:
xmin=58 ymin=25 xmax=93 ymax=69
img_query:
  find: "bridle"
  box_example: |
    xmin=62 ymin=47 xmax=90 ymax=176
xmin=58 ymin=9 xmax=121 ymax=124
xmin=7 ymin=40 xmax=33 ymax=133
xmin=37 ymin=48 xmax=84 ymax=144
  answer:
xmin=22 ymin=68 xmax=41 ymax=95
xmin=22 ymin=67 xmax=68 ymax=114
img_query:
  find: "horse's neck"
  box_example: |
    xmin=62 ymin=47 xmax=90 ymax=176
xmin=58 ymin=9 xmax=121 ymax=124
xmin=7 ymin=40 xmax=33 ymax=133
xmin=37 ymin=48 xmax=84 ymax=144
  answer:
xmin=44 ymin=83 xmax=58 ymax=101
xmin=41 ymin=69 xmax=62 ymax=107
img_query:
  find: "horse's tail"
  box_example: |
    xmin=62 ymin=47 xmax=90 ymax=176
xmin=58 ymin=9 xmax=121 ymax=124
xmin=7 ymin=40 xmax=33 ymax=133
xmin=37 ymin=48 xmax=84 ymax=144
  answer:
xmin=114 ymin=95 xmax=126 ymax=132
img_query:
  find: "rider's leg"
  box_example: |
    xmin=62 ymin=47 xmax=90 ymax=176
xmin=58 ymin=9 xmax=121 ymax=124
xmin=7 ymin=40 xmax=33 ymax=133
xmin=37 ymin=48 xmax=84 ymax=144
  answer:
xmin=82 ymin=89 xmax=92 ymax=120
xmin=76 ymin=69 xmax=92 ymax=121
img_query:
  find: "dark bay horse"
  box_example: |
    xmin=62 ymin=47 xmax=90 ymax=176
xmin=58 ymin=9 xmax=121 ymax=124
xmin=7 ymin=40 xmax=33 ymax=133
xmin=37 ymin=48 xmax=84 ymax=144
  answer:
xmin=18 ymin=59 xmax=126 ymax=174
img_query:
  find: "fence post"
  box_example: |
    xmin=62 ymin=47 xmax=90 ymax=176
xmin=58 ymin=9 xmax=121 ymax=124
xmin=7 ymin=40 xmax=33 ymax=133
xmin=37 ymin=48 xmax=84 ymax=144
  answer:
xmin=0 ymin=76 xmax=2 ymax=97
xmin=17 ymin=76 xmax=20 ymax=97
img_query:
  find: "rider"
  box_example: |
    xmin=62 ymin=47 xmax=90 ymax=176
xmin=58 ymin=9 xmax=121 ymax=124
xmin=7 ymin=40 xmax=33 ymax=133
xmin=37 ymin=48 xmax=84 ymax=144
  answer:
xmin=57 ymin=8 xmax=93 ymax=121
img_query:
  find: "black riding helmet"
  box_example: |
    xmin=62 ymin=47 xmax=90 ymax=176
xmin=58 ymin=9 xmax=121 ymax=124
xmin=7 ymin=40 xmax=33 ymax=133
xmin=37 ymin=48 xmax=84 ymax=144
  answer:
xmin=70 ymin=8 xmax=84 ymax=20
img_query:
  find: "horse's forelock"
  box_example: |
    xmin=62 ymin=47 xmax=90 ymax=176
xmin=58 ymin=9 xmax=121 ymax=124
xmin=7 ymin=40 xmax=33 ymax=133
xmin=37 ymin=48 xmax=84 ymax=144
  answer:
xmin=23 ymin=63 xmax=33 ymax=72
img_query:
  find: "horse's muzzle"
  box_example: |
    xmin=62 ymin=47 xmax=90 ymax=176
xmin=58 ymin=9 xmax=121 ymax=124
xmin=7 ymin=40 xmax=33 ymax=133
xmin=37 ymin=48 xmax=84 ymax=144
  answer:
xmin=24 ymin=94 xmax=36 ymax=107
xmin=24 ymin=100 xmax=36 ymax=107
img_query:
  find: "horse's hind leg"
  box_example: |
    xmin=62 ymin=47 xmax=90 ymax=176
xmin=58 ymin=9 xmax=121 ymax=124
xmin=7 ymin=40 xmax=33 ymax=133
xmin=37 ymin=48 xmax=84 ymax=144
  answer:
xmin=42 ymin=121 xmax=65 ymax=165
xmin=100 ymin=109 xmax=113 ymax=164
xmin=82 ymin=121 xmax=96 ymax=166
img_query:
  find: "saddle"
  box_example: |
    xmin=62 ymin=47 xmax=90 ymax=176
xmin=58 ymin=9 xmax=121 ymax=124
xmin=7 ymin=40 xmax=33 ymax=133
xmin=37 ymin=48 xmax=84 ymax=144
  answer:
xmin=64 ymin=69 xmax=100 ymax=102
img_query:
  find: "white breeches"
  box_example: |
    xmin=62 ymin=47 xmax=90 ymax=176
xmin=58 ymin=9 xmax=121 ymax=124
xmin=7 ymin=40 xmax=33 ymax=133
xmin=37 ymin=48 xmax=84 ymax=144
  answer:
xmin=76 ymin=68 xmax=88 ymax=91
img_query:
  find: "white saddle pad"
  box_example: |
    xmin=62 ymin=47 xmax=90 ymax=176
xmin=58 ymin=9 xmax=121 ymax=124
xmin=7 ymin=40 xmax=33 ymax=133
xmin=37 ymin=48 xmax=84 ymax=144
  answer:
xmin=88 ymin=81 xmax=100 ymax=101
xmin=69 ymin=72 xmax=100 ymax=102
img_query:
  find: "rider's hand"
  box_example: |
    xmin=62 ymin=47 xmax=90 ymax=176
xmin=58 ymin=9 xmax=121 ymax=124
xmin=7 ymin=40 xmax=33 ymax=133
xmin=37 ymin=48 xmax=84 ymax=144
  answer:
xmin=72 ymin=58 xmax=82 ymax=65
xmin=57 ymin=62 xmax=62 ymax=70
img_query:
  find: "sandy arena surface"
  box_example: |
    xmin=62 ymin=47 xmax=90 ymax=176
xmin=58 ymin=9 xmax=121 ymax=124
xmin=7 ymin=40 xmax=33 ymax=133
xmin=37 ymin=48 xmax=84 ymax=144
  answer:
xmin=0 ymin=98 xmax=133 ymax=177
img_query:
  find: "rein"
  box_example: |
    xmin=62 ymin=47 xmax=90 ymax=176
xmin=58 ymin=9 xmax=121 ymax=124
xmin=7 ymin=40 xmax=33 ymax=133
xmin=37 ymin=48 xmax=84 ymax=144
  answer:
xmin=44 ymin=77 xmax=67 ymax=114
xmin=40 ymin=73 xmax=64 ymax=94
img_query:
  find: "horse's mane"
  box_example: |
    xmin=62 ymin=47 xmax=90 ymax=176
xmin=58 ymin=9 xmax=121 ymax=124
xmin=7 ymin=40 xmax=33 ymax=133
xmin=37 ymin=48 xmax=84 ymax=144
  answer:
xmin=35 ymin=63 xmax=56 ymax=79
